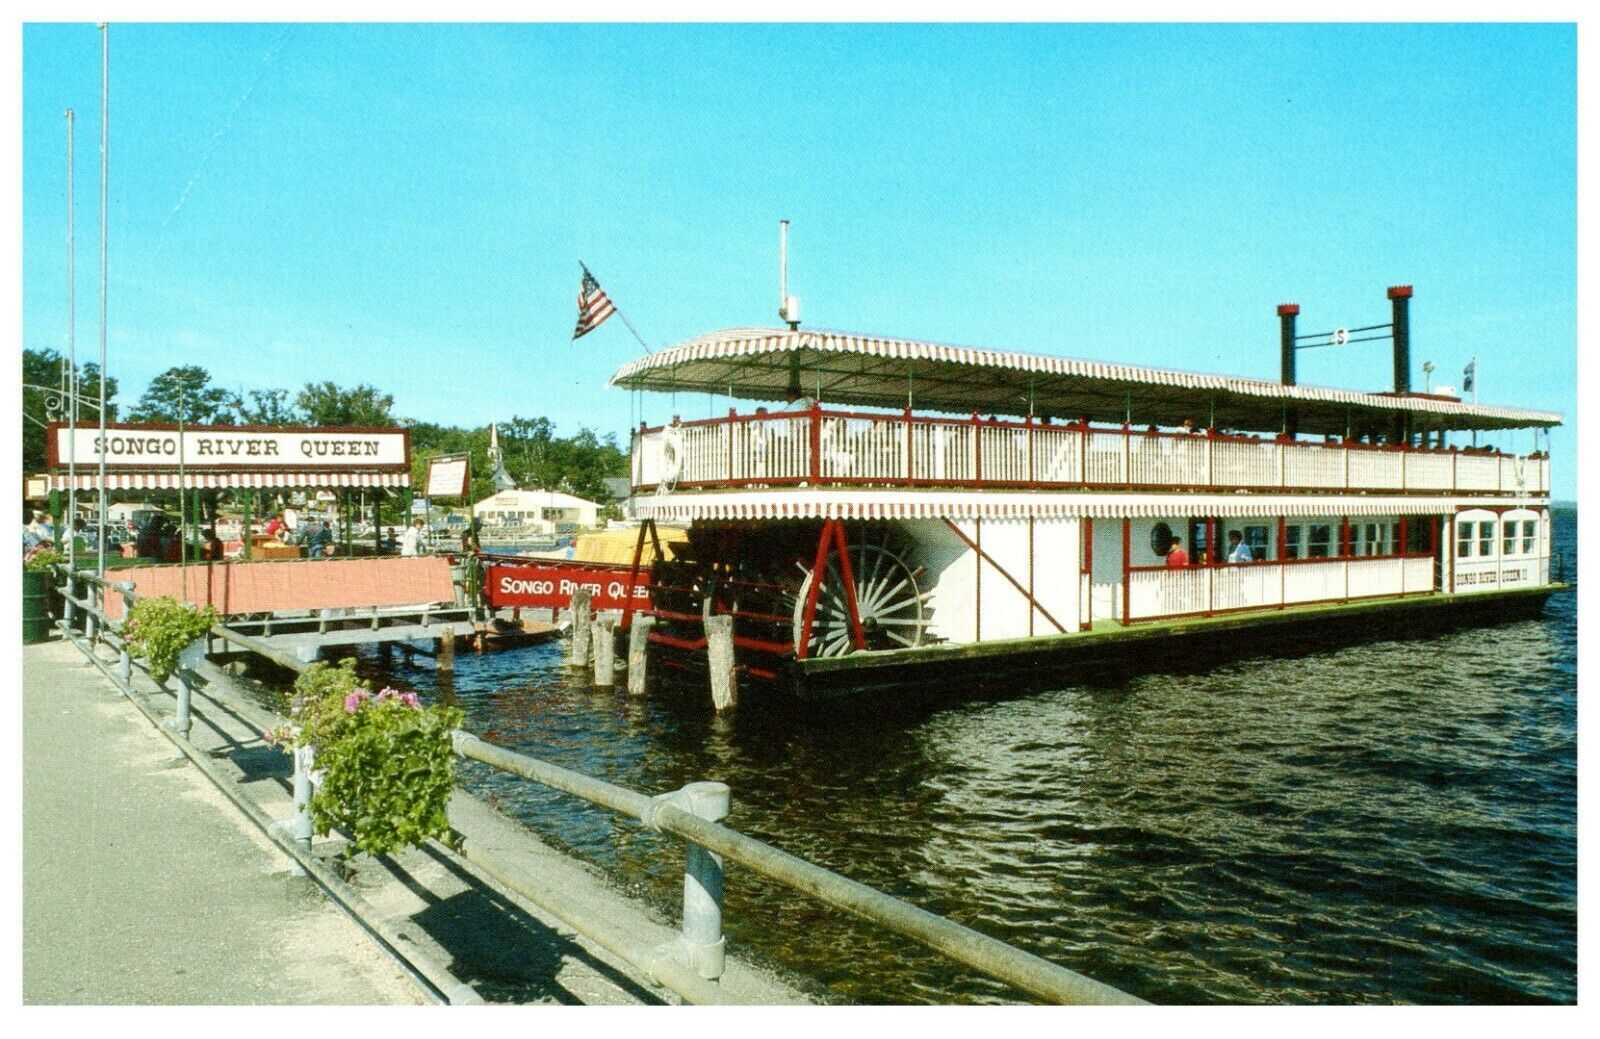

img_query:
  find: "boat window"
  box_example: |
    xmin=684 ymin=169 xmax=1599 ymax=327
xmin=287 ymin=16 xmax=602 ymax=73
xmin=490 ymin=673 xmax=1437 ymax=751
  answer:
xmin=1503 ymin=520 xmax=1517 ymax=557
xmin=1284 ymin=525 xmax=1302 ymax=559
xmin=1307 ymin=524 xmax=1332 ymax=558
xmin=1149 ymin=521 xmax=1174 ymax=559
xmin=1522 ymin=520 xmax=1537 ymax=555
xmin=1457 ymin=521 xmax=1473 ymax=558
xmin=1243 ymin=524 xmax=1269 ymax=561
xmin=1404 ymin=520 xmax=1433 ymax=554
xmin=1478 ymin=521 xmax=1495 ymax=558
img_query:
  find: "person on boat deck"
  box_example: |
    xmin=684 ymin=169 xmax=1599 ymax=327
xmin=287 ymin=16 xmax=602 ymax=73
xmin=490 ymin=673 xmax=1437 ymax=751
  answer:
xmin=1227 ymin=530 xmax=1254 ymax=564
xmin=781 ymin=382 xmax=818 ymax=411
xmin=1165 ymin=536 xmax=1189 ymax=567
xmin=263 ymin=513 xmax=287 ymax=541
xmin=1178 ymin=417 xmax=1200 ymax=435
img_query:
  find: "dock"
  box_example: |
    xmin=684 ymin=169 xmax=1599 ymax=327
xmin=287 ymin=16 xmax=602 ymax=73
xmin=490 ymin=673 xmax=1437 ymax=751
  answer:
xmin=22 ymin=638 xmax=806 ymax=1005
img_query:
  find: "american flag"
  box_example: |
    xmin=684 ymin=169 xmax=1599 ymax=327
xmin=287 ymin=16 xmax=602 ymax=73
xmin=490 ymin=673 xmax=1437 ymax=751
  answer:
xmin=573 ymin=264 xmax=617 ymax=340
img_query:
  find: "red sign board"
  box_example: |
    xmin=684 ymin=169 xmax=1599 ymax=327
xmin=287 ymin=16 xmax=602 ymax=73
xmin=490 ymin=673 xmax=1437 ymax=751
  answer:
xmin=485 ymin=563 xmax=650 ymax=611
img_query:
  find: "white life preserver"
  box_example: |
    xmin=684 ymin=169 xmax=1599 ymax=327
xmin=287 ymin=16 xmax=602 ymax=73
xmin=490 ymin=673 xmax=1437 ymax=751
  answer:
xmin=657 ymin=424 xmax=685 ymax=494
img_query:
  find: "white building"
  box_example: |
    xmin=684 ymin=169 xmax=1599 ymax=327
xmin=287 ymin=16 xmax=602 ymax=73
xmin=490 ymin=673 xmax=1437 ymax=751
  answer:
xmin=472 ymin=488 xmax=602 ymax=533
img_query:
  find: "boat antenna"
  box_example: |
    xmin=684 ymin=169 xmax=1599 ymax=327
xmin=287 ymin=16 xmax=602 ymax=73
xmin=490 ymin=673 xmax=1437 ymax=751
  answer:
xmin=779 ymin=220 xmax=800 ymax=331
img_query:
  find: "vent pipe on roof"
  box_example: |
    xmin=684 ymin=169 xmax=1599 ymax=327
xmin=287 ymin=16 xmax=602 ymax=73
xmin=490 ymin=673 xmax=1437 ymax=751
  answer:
xmin=779 ymin=220 xmax=800 ymax=331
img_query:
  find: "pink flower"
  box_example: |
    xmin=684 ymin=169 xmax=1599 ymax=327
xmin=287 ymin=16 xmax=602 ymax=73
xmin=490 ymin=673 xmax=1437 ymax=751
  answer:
xmin=401 ymin=692 xmax=420 ymax=708
xmin=343 ymin=691 xmax=370 ymax=713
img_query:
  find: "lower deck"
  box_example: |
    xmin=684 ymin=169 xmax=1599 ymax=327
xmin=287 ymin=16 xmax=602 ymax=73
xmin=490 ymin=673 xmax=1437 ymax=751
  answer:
xmin=786 ymin=582 xmax=1562 ymax=699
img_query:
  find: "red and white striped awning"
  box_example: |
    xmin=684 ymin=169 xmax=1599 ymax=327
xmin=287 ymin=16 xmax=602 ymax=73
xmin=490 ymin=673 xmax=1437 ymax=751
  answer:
xmin=49 ymin=471 xmax=410 ymax=492
xmin=630 ymin=488 xmax=1546 ymax=523
xmin=610 ymin=327 xmax=1562 ymax=435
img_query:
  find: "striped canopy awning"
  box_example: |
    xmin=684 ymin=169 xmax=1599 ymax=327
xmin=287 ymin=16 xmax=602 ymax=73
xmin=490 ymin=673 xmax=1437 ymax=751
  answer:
xmin=610 ymin=328 xmax=1562 ymax=436
xmin=49 ymin=471 xmax=410 ymax=492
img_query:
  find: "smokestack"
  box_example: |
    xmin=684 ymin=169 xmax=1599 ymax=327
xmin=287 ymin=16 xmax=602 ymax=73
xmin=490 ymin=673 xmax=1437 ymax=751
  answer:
xmin=1277 ymin=303 xmax=1299 ymax=386
xmin=1388 ymin=285 xmax=1413 ymax=394
xmin=1278 ymin=303 xmax=1299 ymax=437
xmin=1388 ymin=284 xmax=1414 ymax=444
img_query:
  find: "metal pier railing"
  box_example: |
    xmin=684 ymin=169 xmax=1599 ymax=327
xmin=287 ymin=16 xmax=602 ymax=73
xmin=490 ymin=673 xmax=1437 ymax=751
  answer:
xmin=49 ymin=568 xmax=1145 ymax=1006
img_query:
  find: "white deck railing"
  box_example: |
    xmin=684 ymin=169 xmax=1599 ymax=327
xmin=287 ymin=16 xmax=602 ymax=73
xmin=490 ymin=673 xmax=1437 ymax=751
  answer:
xmin=1125 ymin=555 xmax=1436 ymax=622
xmin=635 ymin=408 xmax=1548 ymax=497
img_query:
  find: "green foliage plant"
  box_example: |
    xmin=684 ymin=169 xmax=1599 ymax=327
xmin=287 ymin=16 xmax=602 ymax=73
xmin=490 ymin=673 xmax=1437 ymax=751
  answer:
xmin=275 ymin=659 xmax=462 ymax=859
xmin=24 ymin=549 xmax=66 ymax=573
xmin=122 ymin=596 xmax=219 ymax=683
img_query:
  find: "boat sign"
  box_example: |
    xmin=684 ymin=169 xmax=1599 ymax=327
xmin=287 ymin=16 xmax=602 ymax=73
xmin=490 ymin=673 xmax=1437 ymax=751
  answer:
xmin=486 ymin=563 xmax=651 ymax=610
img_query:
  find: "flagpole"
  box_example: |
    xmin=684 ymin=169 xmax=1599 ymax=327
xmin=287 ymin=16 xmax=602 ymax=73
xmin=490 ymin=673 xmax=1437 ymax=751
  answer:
xmin=65 ymin=108 xmax=76 ymax=573
xmin=95 ymin=22 xmax=109 ymax=583
xmin=580 ymin=262 xmax=652 ymax=355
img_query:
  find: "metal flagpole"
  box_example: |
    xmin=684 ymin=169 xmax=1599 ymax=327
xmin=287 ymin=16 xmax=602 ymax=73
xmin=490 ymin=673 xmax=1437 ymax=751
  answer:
xmin=95 ymin=23 xmax=109 ymax=582
xmin=65 ymin=108 xmax=77 ymax=572
xmin=178 ymin=385 xmax=187 ymax=598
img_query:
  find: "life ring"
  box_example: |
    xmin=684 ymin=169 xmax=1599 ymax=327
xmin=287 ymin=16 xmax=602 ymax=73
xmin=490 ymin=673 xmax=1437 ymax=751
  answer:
xmin=658 ymin=424 xmax=685 ymax=493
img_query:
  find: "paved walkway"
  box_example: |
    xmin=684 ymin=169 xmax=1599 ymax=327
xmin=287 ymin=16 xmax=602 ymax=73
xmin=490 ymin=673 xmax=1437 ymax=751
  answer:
xmin=22 ymin=640 xmax=426 ymax=1005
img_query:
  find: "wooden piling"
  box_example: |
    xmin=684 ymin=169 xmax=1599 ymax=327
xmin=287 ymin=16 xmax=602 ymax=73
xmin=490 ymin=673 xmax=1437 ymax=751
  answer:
xmin=705 ymin=614 xmax=736 ymax=712
xmin=569 ymin=589 xmax=592 ymax=669
xmin=592 ymin=616 xmax=616 ymax=688
xmin=438 ymin=632 xmax=455 ymax=673
xmin=627 ymin=615 xmax=654 ymax=696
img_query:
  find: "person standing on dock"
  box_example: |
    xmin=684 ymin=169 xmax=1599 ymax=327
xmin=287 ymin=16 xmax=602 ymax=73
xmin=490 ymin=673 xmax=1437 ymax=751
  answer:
xmin=400 ymin=517 xmax=426 ymax=557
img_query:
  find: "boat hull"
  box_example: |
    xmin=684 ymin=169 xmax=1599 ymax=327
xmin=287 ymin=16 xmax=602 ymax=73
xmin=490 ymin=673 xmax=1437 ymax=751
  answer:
xmin=771 ymin=583 xmax=1562 ymax=702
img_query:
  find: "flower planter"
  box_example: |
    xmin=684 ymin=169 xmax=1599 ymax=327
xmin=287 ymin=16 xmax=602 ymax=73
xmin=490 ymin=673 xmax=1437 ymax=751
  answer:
xmin=22 ymin=570 xmax=53 ymax=644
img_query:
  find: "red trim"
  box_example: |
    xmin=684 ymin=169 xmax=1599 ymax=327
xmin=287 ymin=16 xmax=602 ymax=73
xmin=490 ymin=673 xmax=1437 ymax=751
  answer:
xmin=795 ymin=519 xmax=835 ymax=660
xmin=731 ymin=635 xmax=794 ymax=656
xmin=973 ymin=413 xmax=983 ymax=483
xmin=648 ymin=632 xmax=707 ymax=651
xmin=831 ymin=521 xmax=868 ymax=651
xmin=1122 ymin=519 xmax=1131 ymax=625
xmin=1127 ymin=551 xmax=1433 ymax=574
xmin=1079 ymin=516 xmax=1092 ymax=632
xmin=808 ymin=402 xmax=822 ymax=483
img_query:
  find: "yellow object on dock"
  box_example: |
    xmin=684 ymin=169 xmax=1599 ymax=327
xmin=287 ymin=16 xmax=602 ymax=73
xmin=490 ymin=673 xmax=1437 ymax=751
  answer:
xmin=570 ymin=526 xmax=687 ymax=566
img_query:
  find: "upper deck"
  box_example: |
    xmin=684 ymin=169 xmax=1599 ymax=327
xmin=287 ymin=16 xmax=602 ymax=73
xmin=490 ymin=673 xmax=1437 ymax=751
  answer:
xmin=630 ymin=407 xmax=1548 ymax=497
xmin=616 ymin=327 xmax=1558 ymax=500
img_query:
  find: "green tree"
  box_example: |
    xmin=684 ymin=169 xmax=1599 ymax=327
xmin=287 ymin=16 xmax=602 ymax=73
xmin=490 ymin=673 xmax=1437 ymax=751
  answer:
xmin=22 ymin=347 xmax=118 ymax=473
xmin=234 ymin=387 xmax=301 ymax=425
xmin=130 ymin=366 xmax=237 ymax=425
xmin=297 ymin=382 xmax=396 ymax=427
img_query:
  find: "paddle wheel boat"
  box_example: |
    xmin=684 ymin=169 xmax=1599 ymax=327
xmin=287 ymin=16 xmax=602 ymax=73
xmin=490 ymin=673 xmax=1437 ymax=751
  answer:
xmin=603 ymin=286 xmax=1561 ymax=696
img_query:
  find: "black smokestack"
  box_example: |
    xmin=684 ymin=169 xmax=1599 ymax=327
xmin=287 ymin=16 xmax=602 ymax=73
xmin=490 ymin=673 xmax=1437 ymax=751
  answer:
xmin=1278 ymin=303 xmax=1299 ymax=386
xmin=1389 ymin=284 xmax=1413 ymax=394
xmin=1278 ymin=302 xmax=1299 ymax=437
xmin=1389 ymin=284 xmax=1413 ymax=444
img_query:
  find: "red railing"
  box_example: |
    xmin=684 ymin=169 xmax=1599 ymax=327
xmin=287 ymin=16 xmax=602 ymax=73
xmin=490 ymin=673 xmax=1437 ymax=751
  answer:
xmin=632 ymin=405 xmax=1548 ymax=498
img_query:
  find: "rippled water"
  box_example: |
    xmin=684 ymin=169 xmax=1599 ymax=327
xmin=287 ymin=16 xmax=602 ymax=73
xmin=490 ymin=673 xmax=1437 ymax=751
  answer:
xmin=363 ymin=509 xmax=1576 ymax=1004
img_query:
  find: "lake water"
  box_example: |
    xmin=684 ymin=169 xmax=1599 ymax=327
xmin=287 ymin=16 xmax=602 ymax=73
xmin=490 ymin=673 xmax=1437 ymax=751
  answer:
xmin=363 ymin=508 xmax=1576 ymax=1004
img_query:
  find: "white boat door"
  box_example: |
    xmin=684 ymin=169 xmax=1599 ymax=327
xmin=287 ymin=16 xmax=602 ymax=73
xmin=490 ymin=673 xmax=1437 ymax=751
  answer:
xmin=1090 ymin=520 xmax=1124 ymax=626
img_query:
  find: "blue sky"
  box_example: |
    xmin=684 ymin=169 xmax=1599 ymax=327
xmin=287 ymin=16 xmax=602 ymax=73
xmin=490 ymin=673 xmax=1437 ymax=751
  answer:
xmin=22 ymin=22 xmax=1576 ymax=496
